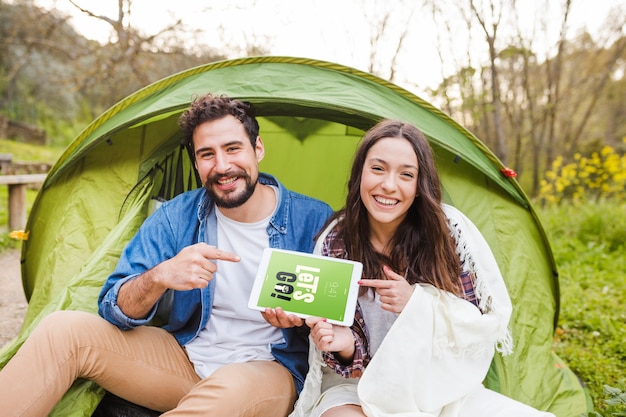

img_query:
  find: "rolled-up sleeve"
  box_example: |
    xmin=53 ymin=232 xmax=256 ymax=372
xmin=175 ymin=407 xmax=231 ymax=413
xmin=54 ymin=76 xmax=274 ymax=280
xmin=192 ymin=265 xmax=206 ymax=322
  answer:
xmin=97 ymin=204 xmax=177 ymax=329
xmin=98 ymin=274 xmax=159 ymax=329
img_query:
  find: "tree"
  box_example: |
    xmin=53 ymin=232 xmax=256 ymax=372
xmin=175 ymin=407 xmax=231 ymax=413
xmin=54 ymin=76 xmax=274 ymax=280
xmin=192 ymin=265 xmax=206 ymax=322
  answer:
xmin=426 ymin=0 xmax=626 ymax=197
xmin=423 ymin=0 xmax=512 ymax=162
xmin=0 ymin=0 xmax=265 ymax=144
xmin=66 ymin=0 xmax=224 ymax=107
xmin=0 ymin=1 xmax=91 ymax=121
xmin=467 ymin=0 xmax=511 ymax=164
xmin=360 ymin=0 xmax=418 ymax=85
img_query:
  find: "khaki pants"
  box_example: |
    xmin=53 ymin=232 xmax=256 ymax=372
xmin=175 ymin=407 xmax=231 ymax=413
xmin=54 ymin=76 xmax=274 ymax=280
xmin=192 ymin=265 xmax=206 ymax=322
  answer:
xmin=0 ymin=310 xmax=297 ymax=417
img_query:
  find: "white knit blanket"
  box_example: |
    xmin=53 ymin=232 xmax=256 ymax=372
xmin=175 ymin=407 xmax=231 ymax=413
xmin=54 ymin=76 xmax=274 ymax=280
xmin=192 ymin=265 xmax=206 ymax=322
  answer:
xmin=290 ymin=205 xmax=554 ymax=417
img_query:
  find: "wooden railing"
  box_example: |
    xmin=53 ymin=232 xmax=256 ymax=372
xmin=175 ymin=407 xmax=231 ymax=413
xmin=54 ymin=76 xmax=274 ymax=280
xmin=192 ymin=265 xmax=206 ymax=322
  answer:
xmin=0 ymin=174 xmax=47 ymax=230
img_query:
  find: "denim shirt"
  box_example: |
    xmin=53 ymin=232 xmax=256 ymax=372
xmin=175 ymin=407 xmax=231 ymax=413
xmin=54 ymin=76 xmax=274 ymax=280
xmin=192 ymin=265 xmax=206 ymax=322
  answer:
xmin=98 ymin=173 xmax=333 ymax=392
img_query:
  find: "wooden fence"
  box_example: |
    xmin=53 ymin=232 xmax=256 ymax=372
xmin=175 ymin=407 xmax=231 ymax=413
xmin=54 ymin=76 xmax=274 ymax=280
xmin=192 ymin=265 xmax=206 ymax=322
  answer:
xmin=0 ymin=173 xmax=47 ymax=231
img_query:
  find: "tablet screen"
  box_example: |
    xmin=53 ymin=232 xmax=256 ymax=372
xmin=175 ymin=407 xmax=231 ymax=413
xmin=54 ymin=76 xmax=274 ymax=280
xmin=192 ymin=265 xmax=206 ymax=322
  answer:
xmin=248 ymin=248 xmax=363 ymax=326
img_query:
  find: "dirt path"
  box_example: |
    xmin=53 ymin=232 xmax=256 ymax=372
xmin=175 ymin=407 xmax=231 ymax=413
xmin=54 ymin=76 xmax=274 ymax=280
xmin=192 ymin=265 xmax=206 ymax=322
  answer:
xmin=0 ymin=248 xmax=28 ymax=349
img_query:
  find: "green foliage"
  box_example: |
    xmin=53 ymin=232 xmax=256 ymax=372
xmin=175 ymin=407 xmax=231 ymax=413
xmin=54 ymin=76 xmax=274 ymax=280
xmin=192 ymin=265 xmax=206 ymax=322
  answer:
xmin=538 ymin=141 xmax=626 ymax=205
xmin=583 ymin=386 xmax=626 ymax=417
xmin=536 ymin=202 xmax=626 ymax=414
xmin=37 ymin=111 xmax=89 ymax=149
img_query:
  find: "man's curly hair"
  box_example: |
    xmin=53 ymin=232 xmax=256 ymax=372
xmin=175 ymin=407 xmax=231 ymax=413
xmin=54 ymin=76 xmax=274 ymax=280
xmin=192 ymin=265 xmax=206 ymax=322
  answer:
xmin=178 ymin=93 xmax=259 ymax=150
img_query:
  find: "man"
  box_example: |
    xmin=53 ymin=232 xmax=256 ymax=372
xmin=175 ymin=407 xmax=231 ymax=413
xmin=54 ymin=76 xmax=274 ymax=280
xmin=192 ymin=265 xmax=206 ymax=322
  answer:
xmin=0 ymin=93 xmax=333 ymax=416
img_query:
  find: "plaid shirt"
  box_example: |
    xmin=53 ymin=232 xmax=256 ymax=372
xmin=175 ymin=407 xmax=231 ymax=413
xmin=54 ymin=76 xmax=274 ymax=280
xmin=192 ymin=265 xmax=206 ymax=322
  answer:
xmin=320 ymin=229 xmax=480 ymax=378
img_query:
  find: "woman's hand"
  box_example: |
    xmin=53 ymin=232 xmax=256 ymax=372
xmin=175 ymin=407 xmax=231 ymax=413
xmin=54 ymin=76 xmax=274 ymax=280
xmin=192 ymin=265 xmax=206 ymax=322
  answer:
xmin=305 ymin=316 xmax=355 ymax=361
xmin=359 ymin=265 xmax=414 ymax=313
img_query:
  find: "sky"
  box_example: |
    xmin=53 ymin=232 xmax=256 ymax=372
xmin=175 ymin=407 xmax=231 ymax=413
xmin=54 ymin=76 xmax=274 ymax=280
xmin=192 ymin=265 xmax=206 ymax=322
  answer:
xmin=33 ymin=0 xmax=626 ymax=96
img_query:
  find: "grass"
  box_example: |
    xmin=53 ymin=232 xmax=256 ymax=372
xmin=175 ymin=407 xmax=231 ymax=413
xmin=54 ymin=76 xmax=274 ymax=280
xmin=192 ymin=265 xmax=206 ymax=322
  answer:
xmin=0 ymin=138 xmax=64 ymax=162
xmin=536 ymin=201 xmax=626 ymax=415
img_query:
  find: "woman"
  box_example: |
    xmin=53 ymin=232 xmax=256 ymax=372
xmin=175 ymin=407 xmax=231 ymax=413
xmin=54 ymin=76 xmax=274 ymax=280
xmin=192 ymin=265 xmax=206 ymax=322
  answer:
xmin=290 ymin=120 xmax=554 ymax=417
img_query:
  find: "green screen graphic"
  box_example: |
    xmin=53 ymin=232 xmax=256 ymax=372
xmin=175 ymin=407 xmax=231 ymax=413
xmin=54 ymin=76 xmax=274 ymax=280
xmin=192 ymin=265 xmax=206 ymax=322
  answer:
xmin=257 ymin=251 xmax=355 ymax=321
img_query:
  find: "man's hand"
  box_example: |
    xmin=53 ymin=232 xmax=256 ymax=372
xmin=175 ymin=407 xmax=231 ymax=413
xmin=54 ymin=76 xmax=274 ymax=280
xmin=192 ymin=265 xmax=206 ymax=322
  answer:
xmin=261 ymin=307 xmax=304 ymax=328
xmin=151 ymin=243 xmax=240 ymax=291
xmin=117 ymin=243 xmax=240 ymax=318
xmin=359 ymin=265 xmax=414 ymax=313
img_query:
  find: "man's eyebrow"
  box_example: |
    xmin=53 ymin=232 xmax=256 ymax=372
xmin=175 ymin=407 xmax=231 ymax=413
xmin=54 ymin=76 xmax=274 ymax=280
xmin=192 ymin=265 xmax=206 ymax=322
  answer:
xmin=195 ymin=140 xmax=245 ymax=156
xmin=222 ymin=139 xmax=245 ymax=147
xmin=194 ymin=146 xmax=213 ymax=156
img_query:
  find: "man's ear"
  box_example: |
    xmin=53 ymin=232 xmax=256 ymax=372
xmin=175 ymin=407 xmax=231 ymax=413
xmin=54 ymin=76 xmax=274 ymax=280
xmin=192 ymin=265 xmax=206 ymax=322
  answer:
xmin=255 ymin=136 xmax=265 ymax=162
xmin=190 ymin=148 xmax=198 ymax=171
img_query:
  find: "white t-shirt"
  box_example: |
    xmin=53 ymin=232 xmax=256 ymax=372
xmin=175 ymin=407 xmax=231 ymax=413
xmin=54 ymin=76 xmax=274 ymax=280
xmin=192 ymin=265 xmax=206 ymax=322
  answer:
xmin=185 ymin=194 xmax=284 ymax=379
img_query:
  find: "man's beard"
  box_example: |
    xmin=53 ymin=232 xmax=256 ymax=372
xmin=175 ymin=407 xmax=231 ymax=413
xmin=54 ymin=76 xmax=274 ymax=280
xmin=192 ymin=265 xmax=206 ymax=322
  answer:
xmin=204 ymin=171 xmax=257 ymax=209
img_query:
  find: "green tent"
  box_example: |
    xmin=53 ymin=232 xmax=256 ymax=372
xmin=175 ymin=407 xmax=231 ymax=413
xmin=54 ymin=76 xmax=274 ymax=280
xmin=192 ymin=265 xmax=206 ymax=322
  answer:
xmin=1 ymin=56 xmax=590 ymax=416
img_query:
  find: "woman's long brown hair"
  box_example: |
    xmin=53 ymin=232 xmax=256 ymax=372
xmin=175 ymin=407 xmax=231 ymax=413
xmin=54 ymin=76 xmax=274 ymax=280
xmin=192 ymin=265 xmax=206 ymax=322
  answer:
xmin=325 ymin=120 xmax=462 ymax=295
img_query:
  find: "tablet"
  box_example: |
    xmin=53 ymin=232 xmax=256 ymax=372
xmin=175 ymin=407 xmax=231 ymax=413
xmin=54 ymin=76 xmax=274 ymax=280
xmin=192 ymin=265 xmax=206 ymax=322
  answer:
xmin=248 ymin=248 xmax=363 ymax=326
